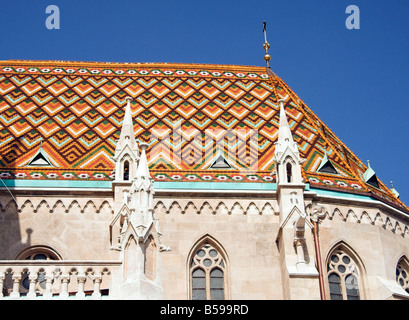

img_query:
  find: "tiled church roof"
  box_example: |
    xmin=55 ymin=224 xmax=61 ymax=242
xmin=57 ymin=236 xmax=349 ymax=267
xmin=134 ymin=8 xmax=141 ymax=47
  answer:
xmin=0 ymin=60 xmax=406 ymax=212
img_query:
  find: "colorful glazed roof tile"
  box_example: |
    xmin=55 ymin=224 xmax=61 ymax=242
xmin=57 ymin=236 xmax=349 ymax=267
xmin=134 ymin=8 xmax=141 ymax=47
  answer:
xmin=0 ymin=60 xmax=406 ymax=212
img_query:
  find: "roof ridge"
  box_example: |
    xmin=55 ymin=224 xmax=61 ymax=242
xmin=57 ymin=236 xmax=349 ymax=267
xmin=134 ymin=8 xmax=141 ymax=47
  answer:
xmin=0 ymin=59 xmax=267 ymax=71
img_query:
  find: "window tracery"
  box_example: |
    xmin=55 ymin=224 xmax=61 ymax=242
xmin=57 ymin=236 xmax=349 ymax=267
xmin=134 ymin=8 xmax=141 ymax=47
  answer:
xmin=327 ymin=248 xmax=361 ymax=300
xmin=190 ymin=240 xmax=226 ymax=300
xmin=396 ymin=258 xmax=409 ymax=293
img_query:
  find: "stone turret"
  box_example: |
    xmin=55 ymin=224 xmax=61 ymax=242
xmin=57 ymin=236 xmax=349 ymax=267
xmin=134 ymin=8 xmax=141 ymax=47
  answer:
xmin=112 ymin=97 xmax=139 ymax=183
xmin=110 ymin=98 xmax=163 ymax=299
xmin=274 ymin=99 xmax=319 ymax=300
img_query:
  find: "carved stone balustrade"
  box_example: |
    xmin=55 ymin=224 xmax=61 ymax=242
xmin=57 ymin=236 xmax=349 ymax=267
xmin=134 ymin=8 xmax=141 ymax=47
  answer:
xmin=0 ymin=260 xmax=121 ymax=299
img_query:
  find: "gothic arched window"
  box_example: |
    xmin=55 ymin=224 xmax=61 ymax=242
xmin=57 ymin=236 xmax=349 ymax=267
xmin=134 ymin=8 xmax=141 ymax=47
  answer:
xmin=326 ymin=246 xmax=362 ymax=300
xmin=396 ymin=257 xmax=409 ymax=293
xmin=189 ymin=238 xmax=227 ymax=300
xmin=286 ymin=162 xmax=292 ymax=183
xmin=123 ymin=160 xmax=130 ymax=180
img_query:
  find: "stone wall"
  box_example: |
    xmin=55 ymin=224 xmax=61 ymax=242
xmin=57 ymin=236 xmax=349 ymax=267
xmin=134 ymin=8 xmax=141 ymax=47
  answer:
xmin=1 ymin=191 xmax=409 ymax=299
xmin=0 ymin=194 xmax=117 ymax=261
xmin=154 ymin=196 xmax=282 ymax=299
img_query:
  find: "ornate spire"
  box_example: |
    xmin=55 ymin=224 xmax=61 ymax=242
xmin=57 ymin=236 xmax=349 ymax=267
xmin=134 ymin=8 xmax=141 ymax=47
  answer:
xmin=129 ymin=141 xmax=154 ymax=232
xmin=277 ymin=99 xmax=293 ymax=144
xmin=117 ymin=96 xmax=138 ymax=151
xmin=274 ymin=99 xmax=301 ymax=162
xmin=112 ymin=96 xmax=139 ymax=182
xmin=390 ymin=181 xmax=400 ymax=199
xmin=262 ymin=21 xmax=271 ymax=68
xmin=274 ymin=99 xmax=304 ymax=185
xmin=136 ymin=143 xmax=150 ymax=180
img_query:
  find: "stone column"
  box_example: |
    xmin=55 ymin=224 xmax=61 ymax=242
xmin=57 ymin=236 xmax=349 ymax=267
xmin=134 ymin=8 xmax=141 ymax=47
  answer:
xmin=59 ymin=274 xmax=70 ymax=299
xmin=92 ymin=275 xmax=102 ymax=298
xmin=27 ymin=271 xmax=37 ymax=298
xmin=10 ymin=273 xmax=20 ymax=298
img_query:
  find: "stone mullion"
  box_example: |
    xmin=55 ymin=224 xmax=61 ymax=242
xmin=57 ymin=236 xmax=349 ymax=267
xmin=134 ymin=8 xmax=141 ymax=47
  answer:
xmin=205 ymin=267 xmax=211 ymax=300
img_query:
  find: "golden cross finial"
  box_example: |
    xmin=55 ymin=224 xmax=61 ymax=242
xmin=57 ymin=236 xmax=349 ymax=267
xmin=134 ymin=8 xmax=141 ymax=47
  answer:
xmin=263 ymin=21 xmax=271 ymax=68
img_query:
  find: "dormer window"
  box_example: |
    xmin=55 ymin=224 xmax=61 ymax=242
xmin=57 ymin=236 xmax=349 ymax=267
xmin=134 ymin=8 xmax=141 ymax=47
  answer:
xmin=210 ymin=155 xmax=231 ymax=169
xmin=28 ymin=152 xmax=52 ymax=166
xmin=209 ymin=144 xmax=232 ymax=170
xmin=365 ymin=174 xmax=379 ymax=189
xmin=317 ymin=161 xmax=338 ymax=174
xmin=25 ymin=140 xmax=54 ymax=167
xmin=317 ymin=152 xmax=338 ymax=174
xmin=363 ymin=160 xmax=380 ymax=189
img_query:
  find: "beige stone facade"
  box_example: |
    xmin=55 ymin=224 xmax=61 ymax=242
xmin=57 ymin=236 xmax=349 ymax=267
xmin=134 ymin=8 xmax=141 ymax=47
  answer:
xmin=1 ymin=183 xmax=409 ymax=299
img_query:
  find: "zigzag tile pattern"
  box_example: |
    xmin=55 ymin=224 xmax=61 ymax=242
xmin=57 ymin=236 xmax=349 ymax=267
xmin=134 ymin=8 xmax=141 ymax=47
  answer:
xmin=0 ymin=60 xmax=406 ymax=212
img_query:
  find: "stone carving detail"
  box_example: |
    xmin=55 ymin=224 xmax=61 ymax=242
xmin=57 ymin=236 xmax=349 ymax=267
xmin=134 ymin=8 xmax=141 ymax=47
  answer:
xmin=153 ymin=200 xmax=277 ymax=216
xmin=0 ymin=198 xmax=114 ymax=215
xmin=309 ymin=204 xmax=327 ymax=223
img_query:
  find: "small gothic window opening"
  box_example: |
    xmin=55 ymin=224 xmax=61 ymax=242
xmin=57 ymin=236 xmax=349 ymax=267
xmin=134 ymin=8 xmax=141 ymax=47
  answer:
xmin=123 ymin=160 xmax=130 ymax=180
xmin=286 ymin=162 xmax=292 ymax=183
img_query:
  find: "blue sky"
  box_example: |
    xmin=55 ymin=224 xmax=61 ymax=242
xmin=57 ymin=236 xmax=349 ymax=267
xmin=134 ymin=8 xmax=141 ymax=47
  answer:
xmin=0 ymin=0 xmax=408 ymax=203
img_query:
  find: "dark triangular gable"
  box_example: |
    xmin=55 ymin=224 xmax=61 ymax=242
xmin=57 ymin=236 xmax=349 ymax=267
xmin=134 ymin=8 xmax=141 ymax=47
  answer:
xmin=317 ymin=160 xmax=338 ymax=174
xmin=366 ymin=174 xmax=380 ymax=189
xmin=28 ymin=152 xmax=52 ymax=166
xmin=26 ymin=140 xmax=53 ymax=167
xmin=317 ymin=152 xmax=338 ymax=174
xmin=210 ymin=154 xmax=231 ymax=169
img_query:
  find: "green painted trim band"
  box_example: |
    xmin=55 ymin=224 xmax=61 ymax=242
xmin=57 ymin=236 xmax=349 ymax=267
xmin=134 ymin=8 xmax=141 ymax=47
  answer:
xmin=1 ymin=179 xmax=112 ymax=189
xmin=309 ymin=187 xmax=372 ymax=201
xmin=154 ymin=181 xmax=278 ymax=190
xmin=1 ymin=179 xmax=371 ymax=202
